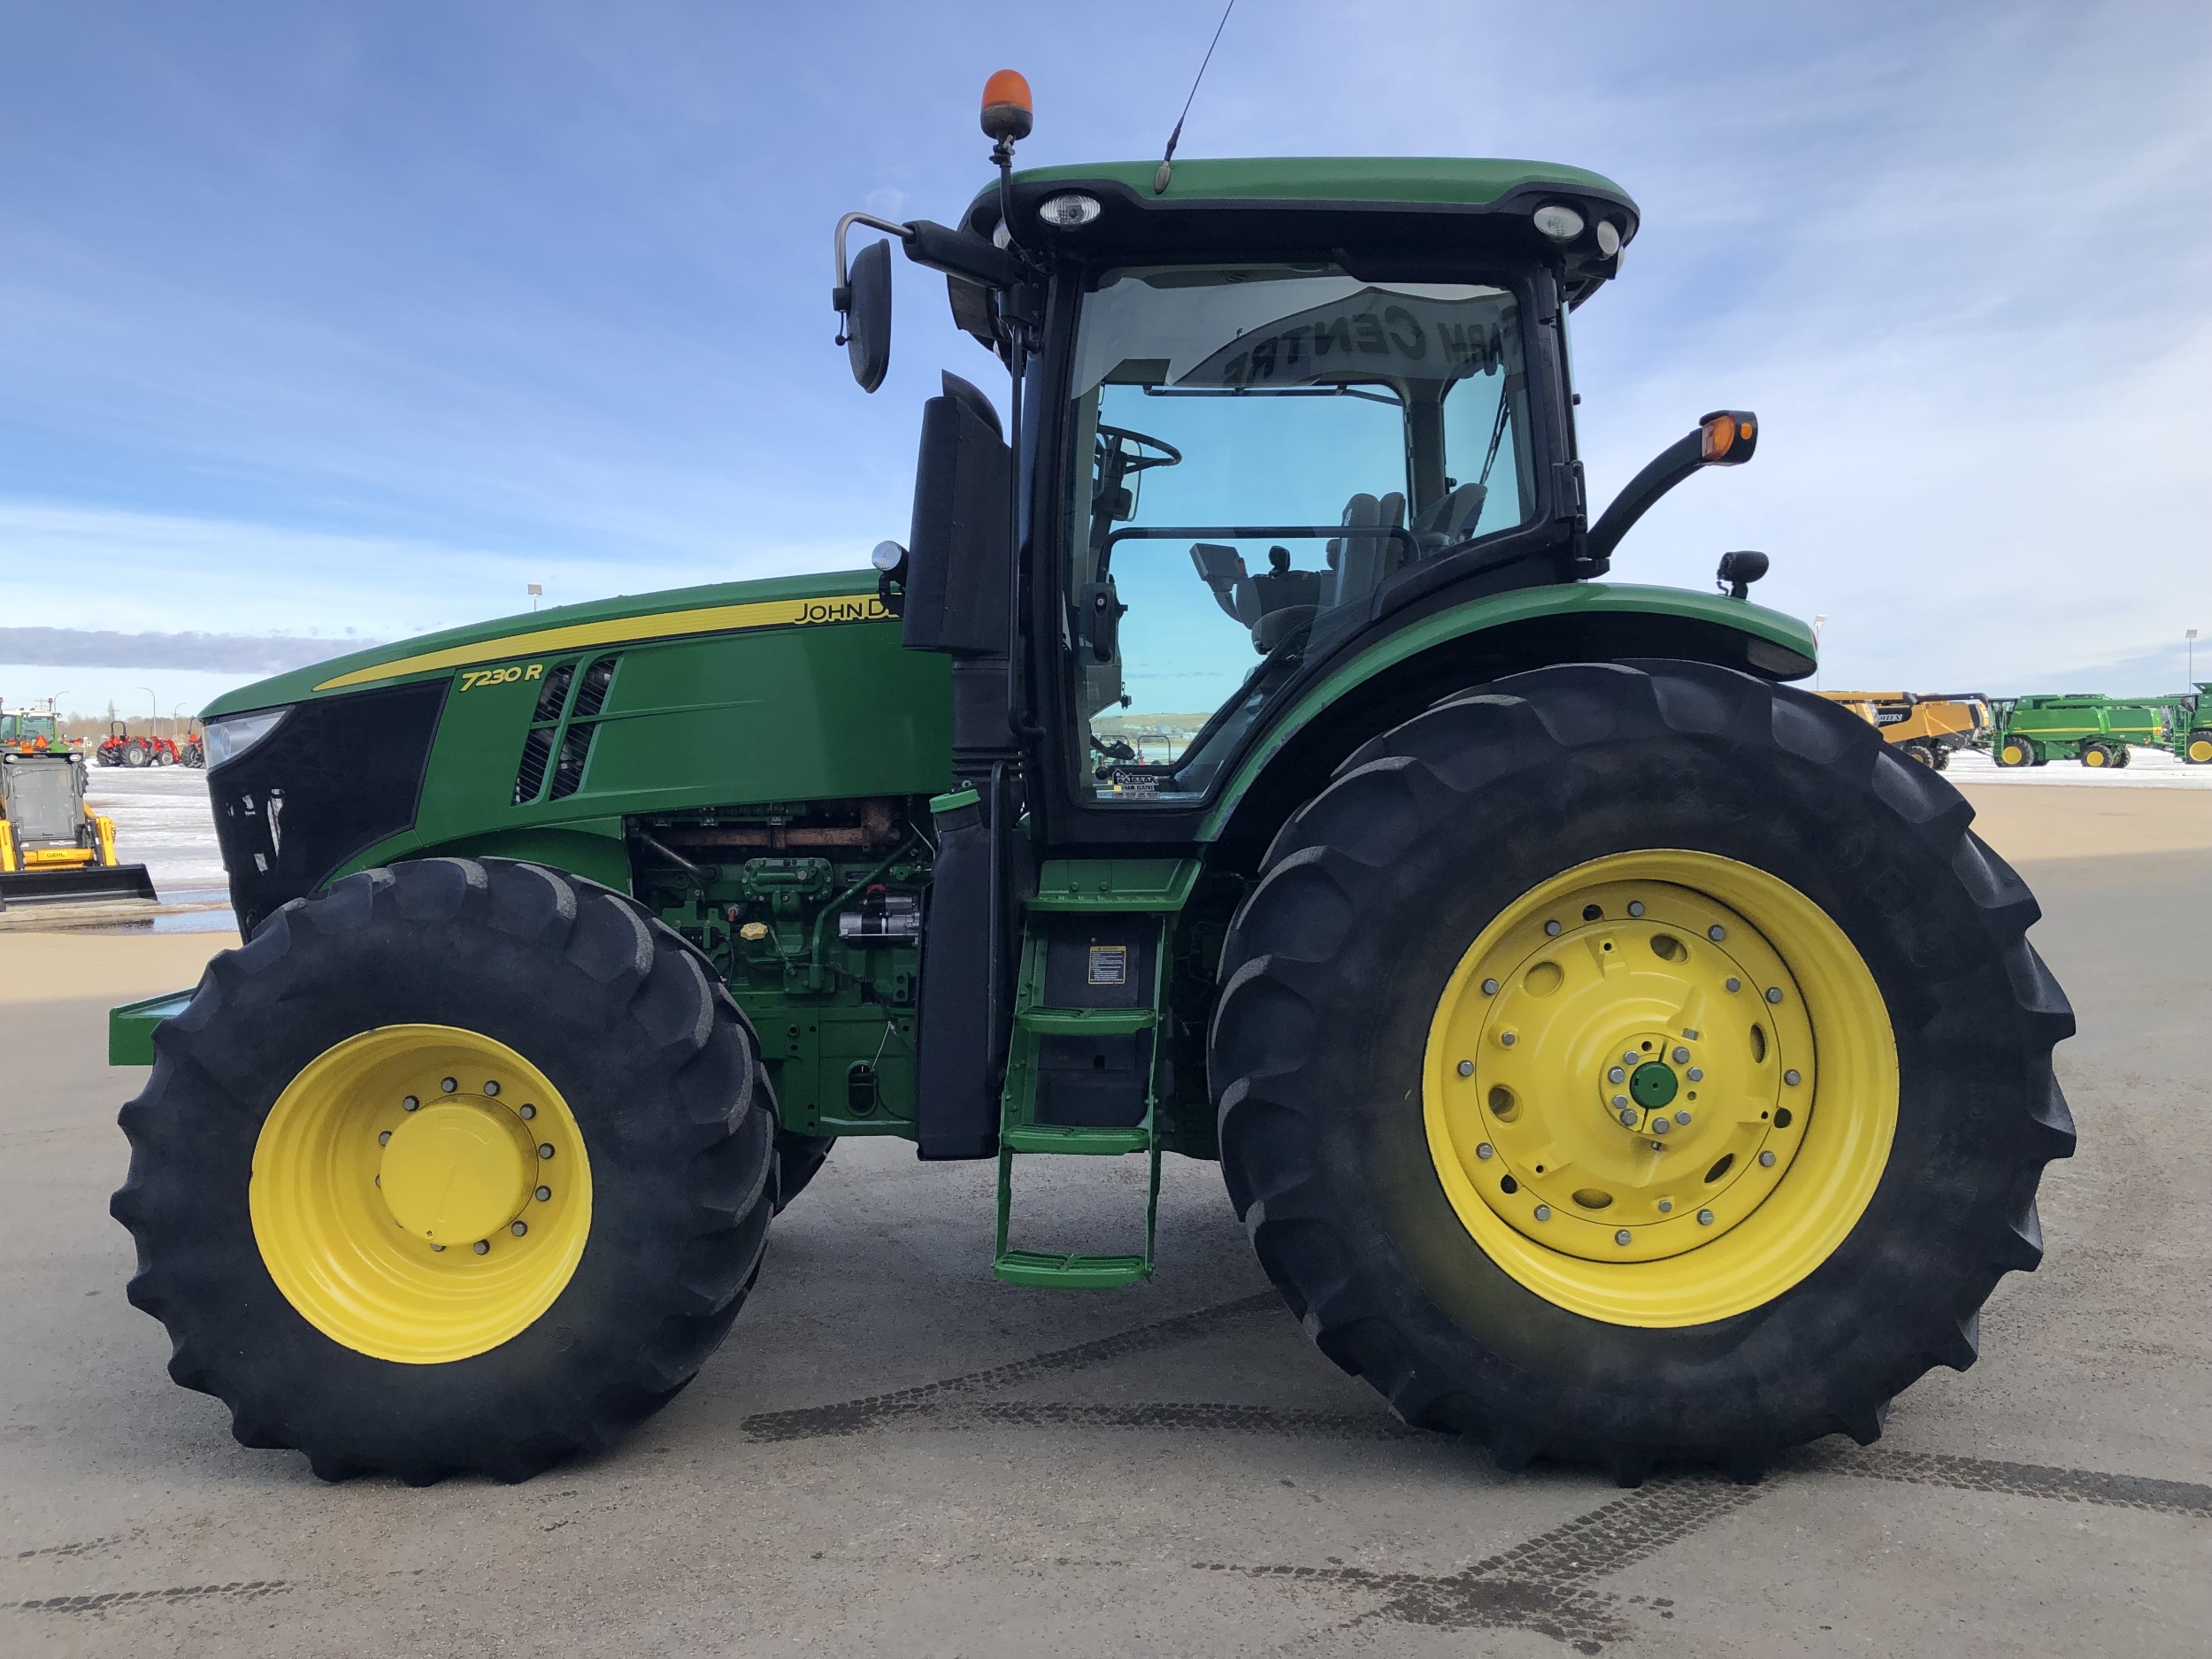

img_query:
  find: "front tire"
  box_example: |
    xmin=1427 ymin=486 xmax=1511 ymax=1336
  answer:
xmin=1210 ymin=662 xmax=2074 ymax=1482
xmin=112 ymin=857 xmax=775 ymax=1483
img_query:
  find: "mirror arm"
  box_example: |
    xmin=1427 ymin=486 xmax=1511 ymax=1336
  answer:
xmin=832 ymin=212 xmax=912 ymax=311
xmin=901 ymin=220 xmax=1022 ymax=289
xmin=1583 ymin=430 xmax=1705 ymax=569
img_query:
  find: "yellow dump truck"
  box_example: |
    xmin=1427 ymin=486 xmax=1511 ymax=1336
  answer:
xmin=1820 ymin=693 xmax=1989 ymax=770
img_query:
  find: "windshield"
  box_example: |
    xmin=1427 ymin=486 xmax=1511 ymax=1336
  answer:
xmin=1064 ymin=263 xmax=1536 ymax=802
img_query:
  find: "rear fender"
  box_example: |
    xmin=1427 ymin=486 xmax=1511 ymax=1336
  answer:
xmin=1202 ymin=582 xmax=1816 ymax=854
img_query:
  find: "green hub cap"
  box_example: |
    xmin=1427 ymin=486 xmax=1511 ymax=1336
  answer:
xmin=1629 ymin=1061 xmax=1679 ymax=1110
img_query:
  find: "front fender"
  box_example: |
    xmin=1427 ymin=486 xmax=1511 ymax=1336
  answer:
xmin=1201 ymin=582 xmax=1816 ymax=848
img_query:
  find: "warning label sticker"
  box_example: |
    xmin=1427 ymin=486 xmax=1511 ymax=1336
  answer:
xmin=1087 ymin=944 xmax=1129 ymax=987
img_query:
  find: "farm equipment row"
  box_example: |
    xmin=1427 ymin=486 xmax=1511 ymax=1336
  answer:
xmin=0 ymin=705 xmax=159 ymax=908
xmin=1991 ymin=686 xmax=2212 ymax=768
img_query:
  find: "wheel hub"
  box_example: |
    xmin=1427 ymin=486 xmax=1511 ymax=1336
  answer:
xmin=1438 ymin=873 xmax=1816 ymax=1263
xmin=379 ymin=1098 xmax=537 ymax=1244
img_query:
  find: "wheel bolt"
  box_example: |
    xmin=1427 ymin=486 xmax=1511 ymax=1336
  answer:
xmin=1626 ymin=901 xmax=1645 ymax=918
xmin=1457 ymin=1059 xmax=1474 ymax=1077
xmin=1500 ymin=1031 xmax=1517 ymax=1048
xmin=1672 ymin=1046 xmax=1690 ymax=1064
xmin=535 ymin=1185 xmax=552 ymax=1202
xmin=402 ymin=1095 xmax=419 ymax=1111
xmin=1759 ymin=1149 xmax=1777 ymax=1167
xmin=1615 ymin=1229 xmax=1632 ymax=1245
xmin=1612 ymin=1094 xmax=1629 ymax=1109
xmin=1686 ymin=1067 xmax=1704 ymax=1081
xmin=1783 ymin=1069 xmax=1801 ymax=1087
xmin=511 ymin=1221 xmax=527 ymax=1237
xmin=1708 ymin=925 xmax=1726 ymax=941
xmin=1653 ymin=1118 xmax=1671 ymax=1134
xmin=538 ymin=1144 xmax=556 ymax=1159
xmin=1623 ymin=1049 xmax=1640 ymax=1065
xmin=1697 ymin=1209 xmax=1715 ymax=1225
xmin=442 ymin=1077 xmax=457 ymax=1093
xmin=1674 ymin=1110 xmax=1692 ymax=1125
xmin=483 ymin=1080 xmax=500 ymax=1097
xmin=1476 ymin=1143 xmax=1494 ymax=1160
xmin=1544 ymin=919 xmax=1562 ymax=937
xmin=519 ymin=1103 xmax=537 ymax=1119
xmin=472 ymin=1240 xmax=490 ymax=1255
xmin=1724 ymin=978 xmax=1741 ymax=994
xmin=1609 ymin=1066 xmax=1626 ymax=1084
xmin=1764 ymin=987 xmax=1783 ymax=1004
xmin=1480 ymin=978 xmax=1500 ymax=996
xmin=430 ymin=1242 xmax=445 ymax=1252
xmin=378 ymin=1131 xmax=391 ymax=1146
xmin=1657 ymin=1199 xmax=1674 ymax=1214
xmin=1618 ymin=1109 xmax=1638 ymax=1125
xmin=1533 ymin=1205 xmax=1552 ymax=1221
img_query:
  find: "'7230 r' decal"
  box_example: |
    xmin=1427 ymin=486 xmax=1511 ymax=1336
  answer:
xmin=457 ymin=664 xmax=544 ymax=692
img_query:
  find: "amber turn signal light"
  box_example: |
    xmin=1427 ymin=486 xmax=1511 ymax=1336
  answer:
xmin=1699 ymin=411 xmax=1759 ymax=465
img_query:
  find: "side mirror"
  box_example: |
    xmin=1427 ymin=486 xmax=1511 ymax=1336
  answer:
xmin=1078 ymin=579 xmax=1124 ymax=663
xmin=843 ymin=239 xmax=892 ymax=393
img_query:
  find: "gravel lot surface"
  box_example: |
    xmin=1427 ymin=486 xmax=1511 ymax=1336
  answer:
xmin=1 ymin=783 xmax=2206 ymax=1657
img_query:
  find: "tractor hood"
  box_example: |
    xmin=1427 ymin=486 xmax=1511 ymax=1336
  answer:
xmin=201 ymin=570 xmax=888 ymax=720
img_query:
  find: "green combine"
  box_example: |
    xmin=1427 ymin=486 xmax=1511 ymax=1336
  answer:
xmin=108 ymin=79 xmax=2074 ymax=1488
xmin=1991 ymin=694 xmax=2171 ymax=768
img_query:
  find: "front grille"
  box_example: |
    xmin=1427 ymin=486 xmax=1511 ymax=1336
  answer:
xmin=572 ymin=656 xmax=618 ymax=718
xmin=531 ymin=662 xmax=575 ymax=724
xmin=548 ymin=724 xmax=595 ymax=800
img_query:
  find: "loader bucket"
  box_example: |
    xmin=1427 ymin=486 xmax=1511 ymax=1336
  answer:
xmin=0 ymin=863 xmax=160 ymax=909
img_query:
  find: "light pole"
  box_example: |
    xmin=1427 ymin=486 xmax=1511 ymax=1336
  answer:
xmin=139 ymin=687 xmax=157 ymax=737
xmin=1812 ymin=615 xmax=1827 ymax=692
xmin=528 ymin=583 xmax=543 ymax=612
xmin=2190 ymin=628 xmax=2200 ymax=684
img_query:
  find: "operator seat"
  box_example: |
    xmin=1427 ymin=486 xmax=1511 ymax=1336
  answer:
xmin=1326 ymin=490 xmax=1405 ymax=612
xmin=1409 ymin=481 xmax=1488 ymax=554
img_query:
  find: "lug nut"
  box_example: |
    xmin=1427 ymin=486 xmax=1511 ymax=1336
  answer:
xmin=535 ymin=1186 xmax=552 ymax=1202
xmin=511 ymin=1221 xmax=528 ymax=1237
xmin=519 ymin=1103 xmax=537 ymax=1119
xmin=1612 ymin=1094 xmax=1629 ymax=1108
xmin=1765 ymin=987 xmax=1783 ymax=1004
xmin=1544 ymin=919 xmax=1562 ymax=936
xmin=1674 ymin=1110 xmax=1692 ymax=1125
xmin=538 ymin=1144 xmax=556 ymax=1160
xmin=1759 ymin=1150 xmax=1777 ymax=1167
xmin=1697 ymin=1209 xmax=1716 ymax=1225
xmin=1686 ymin=1067 xmax=1704 ymax=1081
xmin=1609 ymin=1066 xmax=1626 ymax=1084
xmin=1532 ymin=1205 xmax=1552 ymax=1221
xmin=377 ymin=1130 xmax=391 ymax=1146
xmin=1476 ymin=1143 xmax=1494 ymax=1160
xmin=1653 ymin=1118 xmax=1671 ymax=1134
xmin=429 ymin=1242 xmax=445 ymax=1252
xmin=1623 ymin=1049 xmax=1640 ymax=1065
xmin=1672 ymin=1046 xmax=1690 ymax=1064
xmin=1657 ymin=1199 xmax=1674 ymax=1214
xmin=1783 ymin=1069 xmax=1801 ymax=1087
xmin=483 ymin=1080 xmax=500 ymax=1097
xmin=1500 ymin=1031 xmax=1517 ymax=1047
xmin=472 ymin=1240 xmax=490 ymax=1255
xmin=1481 ymin=978 xmax=1500 ymax=995
xmin=1627 ymin=901 xmax=1646 ymax=918
xmin=1615 ymin=1229 xmax=1632 ymax=1245
xmin=1457 ymin=1059 xmax=1474 ymax=1077
xmin=1724 ymin=978 xmax=1741 ymax=994
xmin=441 ymin=1077 xmax=457 ymax=1093
xmin=402 ymin=1095 xmax=419 ymax=1111
xmin=1708 ymin=925 xmax=1726 ymax=941
xmin=1618 ymin=1109 xmax=1638 ymax=1125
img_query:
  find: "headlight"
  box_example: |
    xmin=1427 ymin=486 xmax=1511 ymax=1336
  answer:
xmin=1038 ymin=192 xmax=1102 ymax=228
xmin=204 ymin=707 xmax=291 ymax=768
xmin=1532 ymin=204 xmax=1586 ymax=242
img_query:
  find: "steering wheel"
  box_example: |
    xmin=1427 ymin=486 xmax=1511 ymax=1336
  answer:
xmin=1095 ymin=425 xmax=1182 ymax=474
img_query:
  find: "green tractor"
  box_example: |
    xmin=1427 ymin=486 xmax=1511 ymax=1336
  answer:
xmin=109 ymin=81 xmax=2073 ymax=1487
xmin=2154 ymin=683 xmax=2212 ymax=764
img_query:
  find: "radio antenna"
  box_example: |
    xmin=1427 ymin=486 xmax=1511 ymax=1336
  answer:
xmin=1153 ymin=0 xmax=1237 ymax=196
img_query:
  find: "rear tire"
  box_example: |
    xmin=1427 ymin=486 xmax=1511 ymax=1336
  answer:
xmin=1210 ymin=661 xmax=2074 ymax=1482
xmin=1994 ymin=734 xmax=2032 ymax=767
xmin=112 ymin=857 xmax=775 ymax=1483
xmin=2080 ymin=741 xmax=2115 ymax=769
xmin=122 ymin=742 xmax=150 ymax=768
xmin=2187 ymin=732 xmax=2212 ymax=765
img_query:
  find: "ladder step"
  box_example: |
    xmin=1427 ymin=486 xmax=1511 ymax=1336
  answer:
xmin=1015 ymin=1007 xmax=1156 ymax=1036
xmin=1002 ymin=1123 xmax=1150 ymax=1156
xmin=993 ymin=1249 xmax=1153 ymax=1289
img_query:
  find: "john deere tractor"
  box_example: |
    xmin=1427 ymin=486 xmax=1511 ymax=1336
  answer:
xmin=109 ymin=79 xmax=2073 ymax=1487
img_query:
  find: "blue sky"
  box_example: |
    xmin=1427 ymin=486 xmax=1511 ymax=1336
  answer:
xmin=1 ymin=0 xmax=2207 ymax=718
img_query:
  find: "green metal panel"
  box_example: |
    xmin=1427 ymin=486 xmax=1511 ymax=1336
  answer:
xmin=989 ymin=156 xmax=1632 ymax=211
xmin=111 ymin=989 xmax=193 ymax=1066
xmin=1029 ymin=858 xmax=1202 ymax=914
xmin=1200 ymin=583 xmax=1817 ymax=838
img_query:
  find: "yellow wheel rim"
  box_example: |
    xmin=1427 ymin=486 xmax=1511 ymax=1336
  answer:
xmin=2189 ymin=736 xmax=2212 ymax=764
xmin=1424 ymin=851 xmax=1897 ymax=1327
xmin=250 ymin=1025 xmax=593 ymax=1363
xmin=2000 ymin=742 xmax=2026 ymax=765
xmin=2083 ymin=747 xmax=2107 ymax=767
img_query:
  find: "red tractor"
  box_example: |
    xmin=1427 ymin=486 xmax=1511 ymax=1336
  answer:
xmin=95 ymin=722 xmax=181 ymax=768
